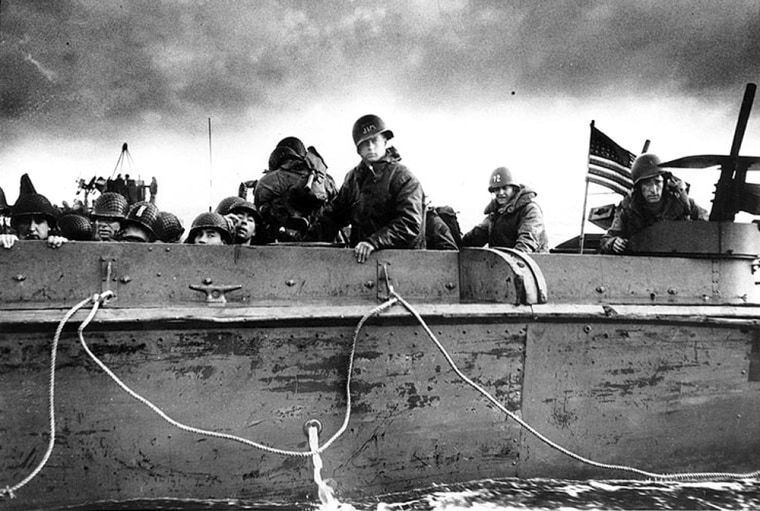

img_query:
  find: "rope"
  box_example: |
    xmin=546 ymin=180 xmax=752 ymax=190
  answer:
xmin=307 ymin=424 xmax=338 ymax=507
xmin=1 ymin=294 xmax=102 ymax=500
xmin=389 ymin=289 xmax=760 ymax=482
xmin=6 ymin=284 xmax=756 ymax=502
xmin=74 ymin=293 xmax=398 ymax=458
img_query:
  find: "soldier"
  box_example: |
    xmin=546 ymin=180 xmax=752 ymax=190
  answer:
xmin=58 ymin=213 xmax=94 ymax=241
xmin=154 ymin=211 xmax=185 ymax=243
xmin=600 ymin=153 xmax=708 ymax=254
xmin=461 ymin=167 xmax=548 ymax=253
xmin=117 ymin=201 xmax=159 ymax=243
xmin=425 ymin=204 xmax=458 ymax=250
xmin=254 ymin=136 xmax=337 ymax=243
xmin=185 ymin=212 xmax=232 ymax=245
xmin=0 ymin=186 xmax=10 ymax=234
xmin=315 ymin=114 xmax=426 ymax=263
xmin=91 ymin=192 xmax=129 ymax=241
xmin=226 ymin=199 xmax=263 ymax=245
xmin=0 ymin=193 xmax=68 ymax=249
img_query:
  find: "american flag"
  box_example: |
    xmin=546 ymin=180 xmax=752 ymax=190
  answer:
xmin=587 ymin=125 xmax=635 ymax=196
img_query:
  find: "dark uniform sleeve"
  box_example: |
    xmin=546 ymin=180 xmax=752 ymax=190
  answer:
xmin=365 ymin=171 xmax=424 ymax=249
xmin=461 ymin=217 xmax=491 ymax=247
xmin=599 ymin=203 xmax=629 ymax=254
xmin=513 ymin=202 xmax=546 ymax=253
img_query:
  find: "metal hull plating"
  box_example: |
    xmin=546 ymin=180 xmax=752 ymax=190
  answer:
xmin=1 ymin=233 xmax=759 ymax=508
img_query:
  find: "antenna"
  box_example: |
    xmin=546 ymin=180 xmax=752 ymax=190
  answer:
xmin=208 ymin=118 xmax=213 ymax=212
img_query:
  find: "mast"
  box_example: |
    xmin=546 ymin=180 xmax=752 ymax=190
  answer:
xmin=208 ymin=118 xmax=213 ymax=212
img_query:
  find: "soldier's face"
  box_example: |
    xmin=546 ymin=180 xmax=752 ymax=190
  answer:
xmin=94 ymin=217 xmax=121 ymax=241
xmin=17 ymin=215 xmax=50 ymax=240
xmin=194 ymin=228 xmax=225 ymax=246
xmin=491 ymin=186 xmax=516 ymax=206
xmin=357 ymin=134 xmax=388 ymax=163
xmin=640 ymin=175 xmax=664 ymax=204
xmin=233 ymin=211 xmax=256 ymax=241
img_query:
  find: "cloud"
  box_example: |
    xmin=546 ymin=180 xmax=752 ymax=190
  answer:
xmin=1 ymin=0 xmax=759 ymax=143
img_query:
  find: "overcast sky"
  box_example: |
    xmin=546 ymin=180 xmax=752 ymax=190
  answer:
xmin=2 ymin=0 xmax=760 ymax=242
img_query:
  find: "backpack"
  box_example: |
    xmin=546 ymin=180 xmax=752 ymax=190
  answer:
xmin=434 ymin=205 xmax=462 ymax=248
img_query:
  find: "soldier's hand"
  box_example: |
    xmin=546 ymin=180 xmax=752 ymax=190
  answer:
xmin=610 ymin=237 xmax=628 ymax=254
xmin=354 ymin=241 xmax=375 ymax=264
xmin=0 ymin=234 xmax=18 ymax=249
xmin=224 ymin=213 xmax=240 ymax=229
xmin=47 ymin=236 xmax=68 ymax=249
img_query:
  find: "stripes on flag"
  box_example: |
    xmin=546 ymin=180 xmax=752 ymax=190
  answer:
xmin=587 ymin=125 xmax=636 ymax=196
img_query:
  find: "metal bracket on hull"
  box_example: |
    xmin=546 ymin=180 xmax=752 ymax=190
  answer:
xmin=377 ymin=261 xmax=395 ymax=301
xmin=189 ymin=280 xmax=242 ymax=306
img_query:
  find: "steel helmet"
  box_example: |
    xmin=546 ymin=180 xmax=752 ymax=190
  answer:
xmin=185 ymin=212 xmax=232 ymax=244
xmin=154 ymin=211 xmax=185 ymax=243
xmin=631 ymin=153 xmax=664 ymax=186
xmin=11 ymin=193 xmax=59 ymax=229
xmin=487 ymin=167 xmax=516 ymax=192
xmin=352 ymin=114 xmax=394 ymax=146
xmin=124 ymin=201 xmax=159 ymax=241
xmin=58 ymin=213 xmax=93 ymax=241
xmin=215 ymin=196 xmax=245 ymax=216
xmin=229 ymin=200 xmax=263 ymax=225
xmin=92 ymin=192 xmax=129 ymax=219
xmin=267 ymin=136 xmax=308 ymax=171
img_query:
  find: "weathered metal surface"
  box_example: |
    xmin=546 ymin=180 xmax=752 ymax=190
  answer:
xmin=630 ymin=221 xmax=760 ymax=257
xmin=533 ymin=253 xmax=758 ymax=305
xmin=0 ymin=244 xmax=531 ymax=309
xmin=0 ymin=318 xmax=525 ymax=508
xmin=520 ymin=321 xmax=760 ymax=478
xmin=2 ymin=241 xmax=760 ymax=509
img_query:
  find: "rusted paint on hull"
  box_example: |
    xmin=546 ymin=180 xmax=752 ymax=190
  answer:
xmin=1 ymin=239 xmax=760 ymax=508
xmin=0 ymin=319 xmax=525 ymax=507
xmin=520 ymin=321 xmax=760 ymax=478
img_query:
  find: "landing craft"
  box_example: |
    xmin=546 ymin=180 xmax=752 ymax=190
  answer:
xmin=1 ymin=86 xmax=760 ymax=509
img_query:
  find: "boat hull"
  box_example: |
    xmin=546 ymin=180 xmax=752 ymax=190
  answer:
xmin=1 ymin=240 xmax=759 ymax=508
xmin=2 ymin=307 xmax=759 ymax=507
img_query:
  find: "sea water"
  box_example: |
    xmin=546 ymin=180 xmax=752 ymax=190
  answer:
xmin=53 ymin=477 xmax=760 ymax=510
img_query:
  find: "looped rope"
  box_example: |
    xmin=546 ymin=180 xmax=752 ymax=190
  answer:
xmin=388 ymin=289 xmax=760 ymax=481
xmin=75 ymin=295 xmax=398 ymax=458
xmin=1 ymin=292 xmax=112 ymax=499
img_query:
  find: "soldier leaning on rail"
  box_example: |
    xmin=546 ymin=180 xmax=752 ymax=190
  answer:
xmin=117 ymin=201 xmax=160 ymax=243
xmin=0 ymin=192 xmax=68 ymax=249
xmin=600 ymin=153 xmax=708 ymax=254
xmin=461 ymin=167 xmax=548 ymax=253
xmin=0 ymin=186 xmax=10 ymax=234
xmin=216 ymin=197 xmax=265 ymax=245
xmin=313 ymin=114 xmax=426 ymax=263
xmin=91 ymin=192 xmax=129 ymax=241
xmin=254 ymin=136 xmax=338 ymax=243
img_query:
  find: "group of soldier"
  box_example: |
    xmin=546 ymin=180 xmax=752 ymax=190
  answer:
xmin=0 ymin=113 xmax=707 ymax=261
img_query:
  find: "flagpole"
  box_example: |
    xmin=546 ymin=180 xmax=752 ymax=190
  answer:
xmin=579 ymin=120 xmax=594 ymax=254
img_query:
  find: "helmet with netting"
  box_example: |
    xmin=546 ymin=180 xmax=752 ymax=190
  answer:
xmin=93 ymin=192 xmax=129 ymax=219
xmin=58 ymin=213 xmax=93 ymax=241
xmin=124 ymin=201 xmax=159 ymax=241
xmin=11 ymin=193 xmax=59 ymax=230
xmin=154 ymin=211 xmax=185 ymax=243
